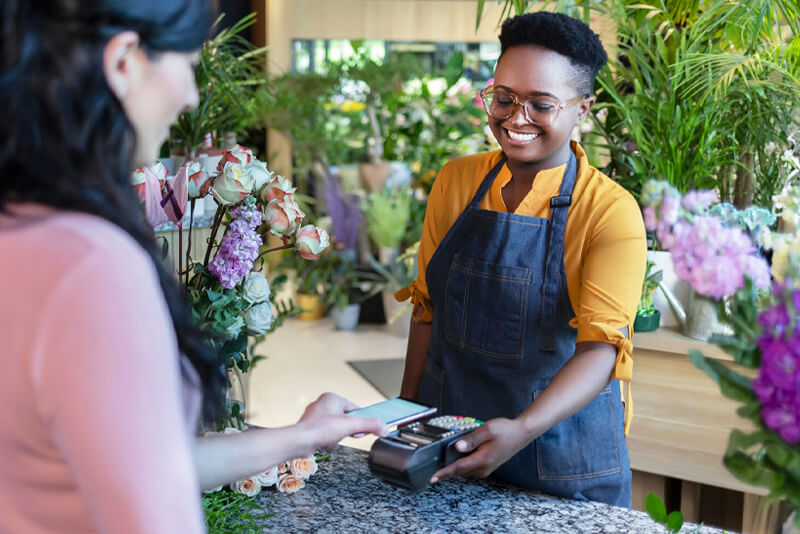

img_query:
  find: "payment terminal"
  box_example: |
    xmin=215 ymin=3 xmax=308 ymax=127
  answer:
xmin=368 ymin=415 xmax=483 ymax=492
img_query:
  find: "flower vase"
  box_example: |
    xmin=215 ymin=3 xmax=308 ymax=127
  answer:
xmin=684 ymin=291 xmax=732 ymax=342
xmin=226 ymin=366 xmax=249 ymax=428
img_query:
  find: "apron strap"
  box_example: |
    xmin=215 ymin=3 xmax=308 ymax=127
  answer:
xmin=468 ymin=155 xmax=508 ymax=210
xmin=539 ymin=152 xmax=578 ymax=352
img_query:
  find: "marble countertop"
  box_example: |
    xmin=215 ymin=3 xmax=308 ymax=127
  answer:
xmin=253 ymin=446 xmax=725 ymax=534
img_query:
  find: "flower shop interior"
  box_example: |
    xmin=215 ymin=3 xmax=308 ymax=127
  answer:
xmin=144 ymin=0 xmax=800 ymax=532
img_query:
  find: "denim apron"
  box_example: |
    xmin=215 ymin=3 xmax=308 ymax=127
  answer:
xmin=418 ymin=153 xmax=631 ymax=507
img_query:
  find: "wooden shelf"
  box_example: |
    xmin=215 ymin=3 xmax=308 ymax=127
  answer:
xmin=628 ymin=326 xmax=764 ymax=496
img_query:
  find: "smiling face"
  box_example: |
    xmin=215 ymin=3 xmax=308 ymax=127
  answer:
xmin=488 ymin=45 xmax=594 ymax=175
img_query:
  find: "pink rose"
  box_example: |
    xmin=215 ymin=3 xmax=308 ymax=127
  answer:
xmin=289 ymin=457 xmax=318 ymax=479
xmin=259 ymin=175 xmax=296 ymax=204
xmin=277 ymin=462 xmax=290 ymax=474
xmin=131 ymin=161 xmax=167 ymax=204
xmin=217 ymin=144 xmax=254 ymax=172
xmin=230 ymin=476 xmax=262 ymax=497
xmin=264 ymin=196 xmax=305 ymax=236
xmin=182 ymin=160 xmax=211 ymax=200
xmin=211 ymin=161 xmax=254 ymax=205
xmin=276 ymin=473 xmax=306 ymax=494
xmin=257 ymin=466 xmax=279 ymax=487
xmin=295 ymin=225 xmax=330 ymax=260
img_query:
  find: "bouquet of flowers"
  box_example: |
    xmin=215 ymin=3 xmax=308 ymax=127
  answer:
xmin=133 ymin=145 xmax=330 ymax=427
xmin=643 ymin=179 xmax=800 ymax=524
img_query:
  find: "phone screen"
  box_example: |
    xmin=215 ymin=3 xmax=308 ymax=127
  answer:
xmin=348 ymin=398 xmax=437 ymax=426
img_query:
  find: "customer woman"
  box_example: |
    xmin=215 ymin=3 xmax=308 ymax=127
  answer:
xmin=396 ymin=12 xmax=646 ymax=506
xmin=0 ymin=1 xmax=383 ymax=532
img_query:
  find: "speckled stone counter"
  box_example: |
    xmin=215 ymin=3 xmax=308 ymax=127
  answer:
xmin=253 ymin=446 xmax=725 ymax=533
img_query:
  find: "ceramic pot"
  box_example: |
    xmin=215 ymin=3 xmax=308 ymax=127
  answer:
xmin=633 ymin=309 xmax=660 ymax=333
xmin=297 ymin=293 xmax=325 ymax=320
xmin=332 ymin=303 xmax=360 ymax=331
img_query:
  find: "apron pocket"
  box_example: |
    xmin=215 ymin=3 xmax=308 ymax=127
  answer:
xmin=418 ymin=355 xmax=445 ymax=410
xmin=444 ymin=254 xmax=530 ymax=359
xmin=535 ymin=386 xmax=622 ymax=480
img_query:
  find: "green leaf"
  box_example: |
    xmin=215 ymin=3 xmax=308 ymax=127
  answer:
xmin=645 ymin=493 xmax=668 ymax=523
xmin=666 ymin=511 xmax=684 ymax=533
xmin=443 ymin=51 xmax=464 ymax=89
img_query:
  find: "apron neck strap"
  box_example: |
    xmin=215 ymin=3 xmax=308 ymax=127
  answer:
xmin=467 ymin=155 xmax=508 ymax=210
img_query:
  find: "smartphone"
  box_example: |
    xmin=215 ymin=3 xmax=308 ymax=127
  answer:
xmin=348 ymin=398 xmax=437 ymax=427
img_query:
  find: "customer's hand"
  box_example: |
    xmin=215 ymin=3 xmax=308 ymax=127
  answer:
xmin=298 ymin=393 xmax=388 ymax=451
xmin=429 ymin=418 xmax=529 ymax=483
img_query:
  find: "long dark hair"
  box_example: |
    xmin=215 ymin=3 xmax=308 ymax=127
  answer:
xmin=0 ymin=0 xmax=225 ymax=421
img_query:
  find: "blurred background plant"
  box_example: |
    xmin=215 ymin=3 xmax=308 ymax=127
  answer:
xmin=169 ymin=13 xmax=268 ymax=157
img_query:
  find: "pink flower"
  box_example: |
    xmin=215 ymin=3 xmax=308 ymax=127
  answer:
xmin=257 ymin=466 xmax=279 ymax=487
xmin=259 ymin=175 xmax=296 ymax=204
xmin=264 ymin=196 xmax=305 ymax=236
xmin=217 ymin=144 xmax=254 ymax=172
xmin=183 ymin=160 xmax=211 ymax=200
xmin=211 ymin=161 xmax=254 ymax=205
xmin=296 ymin=225 xmax=330 ymax=260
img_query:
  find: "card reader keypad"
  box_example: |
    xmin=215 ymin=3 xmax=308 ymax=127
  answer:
xmin=426 ymin=415 xmax=483 ymax=432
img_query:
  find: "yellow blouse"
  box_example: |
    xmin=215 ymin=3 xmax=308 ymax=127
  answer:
xmin=396 ymin=142 xmax=647 ymax=432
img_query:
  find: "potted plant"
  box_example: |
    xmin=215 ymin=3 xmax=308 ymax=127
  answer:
xmin=633 ymin=259 xmax=663 ymax=333
xmin=364 ymin=188 xmax=412 ymax=263
xmin=323 ymin=252 xmax=366 ymax=331
xmin=286 ymin=250 xmax=334 ymax=320
xmin=366 ymin=242 xmax=419 ymax=337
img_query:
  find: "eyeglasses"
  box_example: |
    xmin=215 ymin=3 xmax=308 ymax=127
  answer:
xmin=479 ymin=85 xmax=586 ymax=126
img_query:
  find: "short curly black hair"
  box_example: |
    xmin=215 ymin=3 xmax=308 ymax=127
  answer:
xmin=499 ymin=12 xmax=607 ymax=96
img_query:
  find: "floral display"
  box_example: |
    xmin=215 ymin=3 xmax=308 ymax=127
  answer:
xmin=643 ymin=179 xmax=800 ymax=522
xmin=133 ymin=145 xmax=330 ymax=427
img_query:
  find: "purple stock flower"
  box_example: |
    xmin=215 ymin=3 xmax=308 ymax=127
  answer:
xmin=754 ymin=291 xmax=800 ymax=445
xmin=209 ymin=196 xmax=263 ymax=289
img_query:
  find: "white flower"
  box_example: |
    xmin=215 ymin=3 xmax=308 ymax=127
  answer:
xmin=248 ymin=159 xmax=274 ymax=192
xmin=225 ymin=316 xmax=245 ymax=339
xmin=230 ymin=476 xmax=262 ymax=497
xmin=211 ymin=161 xmax=254 ymax=205
xmin=242 ymin=272 xmax=271 ymax=304
xmin=257 ymin=466 xmax=279 ymax=487
xmin=222 ymin=427 xmax=242 ymax=434
xmin=244 ymin=302 xmax=275 ymax=335
xmin=276 ymin=473 xmax=305 ymax=494
xmin=203 ymin=484 xmax=223 ymax=494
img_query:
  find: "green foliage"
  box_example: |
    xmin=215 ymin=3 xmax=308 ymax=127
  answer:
xmin=203 ymin=490 xmax=273 ymax=533
xmin=645 ymin=493 xmax=684 ymax=533
xmin=171 ymin=13 xmax=267 ymax=156
xmin=364 ymin=189 xmax=413 ymax=248
xmin=637 ymin=259 xmax=663 ymax=312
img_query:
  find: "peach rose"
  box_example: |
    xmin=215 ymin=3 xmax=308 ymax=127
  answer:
xmin=277 ymin=462 xmax=290 ymax=474
xmin=295 ymin=225 xmax=330 ymax=260
xmin=264 ymin=196 xmax=305 ymax=236
xmin=231 ymin=476 xmax=262 ymax=497
xmin=276 ymin=473 xmax=306 ymax=494
xmin=257 ymin=466 xmax=279 ymax=487
xmin=258 ymin=175 xmax=296 ymax=204
xmin=289 ymin=457 xmax=318 ymax=480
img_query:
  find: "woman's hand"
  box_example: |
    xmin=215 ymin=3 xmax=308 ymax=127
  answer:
xmin=429 ymin=418 xmax=530 ymax=483
xmin=297 ymin=393 xmax=388 ymax=451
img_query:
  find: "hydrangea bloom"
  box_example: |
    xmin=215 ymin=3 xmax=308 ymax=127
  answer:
xmin=209 ymin=196 xmax=263 ymax=289
xmin=752 ymin=283 xmax=800 ymax=444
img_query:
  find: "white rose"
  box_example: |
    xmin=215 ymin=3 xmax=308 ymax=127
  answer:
xmin=276 ymin=473 xmax=305 ymax=494
xmin=230 ymin=476 xmax=262 ymax=497
xmin=248 ymin=159 xmax=274 ymax=193
xmin=225 ymin=316 xmax=245 ymax=339
xmin=257 ymin=466 xmax=279 ymax=487
xmin=211 ymin=161 xmax=254 ymax=205
xmin=244 ymin=302 xmax=275 ymax=335
xmin=242 ymin=272 xmax=271 ymax=304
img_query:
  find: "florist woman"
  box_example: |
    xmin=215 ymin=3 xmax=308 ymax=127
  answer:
xmin=397 ymin=12 xmax=646 ymax=506
xmin=0 ymin=1 xmax=383 ymax=532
